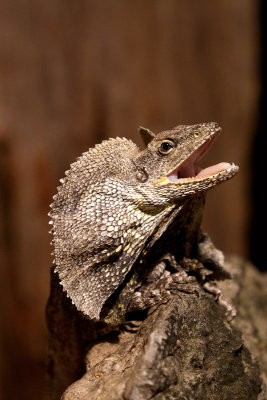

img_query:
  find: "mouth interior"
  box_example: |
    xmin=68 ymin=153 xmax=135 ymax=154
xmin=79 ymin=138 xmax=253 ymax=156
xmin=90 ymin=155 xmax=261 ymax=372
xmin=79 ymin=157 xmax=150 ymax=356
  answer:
xmin=167 ymin=135 xmax=232 ymax=183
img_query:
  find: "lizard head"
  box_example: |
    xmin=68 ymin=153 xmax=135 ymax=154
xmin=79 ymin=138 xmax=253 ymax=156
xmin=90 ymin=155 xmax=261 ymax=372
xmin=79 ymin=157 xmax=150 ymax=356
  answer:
xmin=136 ymin=122 xmax=238 ymax=197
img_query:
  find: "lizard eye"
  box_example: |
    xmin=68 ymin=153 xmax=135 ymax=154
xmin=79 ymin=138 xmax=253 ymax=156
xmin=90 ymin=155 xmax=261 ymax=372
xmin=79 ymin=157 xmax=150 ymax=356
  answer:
xmin=158 ymin=140 xmax=175 ymax=155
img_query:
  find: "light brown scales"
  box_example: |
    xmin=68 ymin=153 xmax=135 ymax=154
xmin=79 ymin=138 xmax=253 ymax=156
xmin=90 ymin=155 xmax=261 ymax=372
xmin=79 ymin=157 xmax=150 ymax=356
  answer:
xmin=49 ymin=123 xmax=238 ymax=320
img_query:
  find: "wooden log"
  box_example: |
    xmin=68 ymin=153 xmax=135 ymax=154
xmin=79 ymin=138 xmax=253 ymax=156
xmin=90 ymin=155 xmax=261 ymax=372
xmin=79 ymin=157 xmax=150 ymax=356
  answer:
xmin=46 ymin=257 xmax=267 ymax=399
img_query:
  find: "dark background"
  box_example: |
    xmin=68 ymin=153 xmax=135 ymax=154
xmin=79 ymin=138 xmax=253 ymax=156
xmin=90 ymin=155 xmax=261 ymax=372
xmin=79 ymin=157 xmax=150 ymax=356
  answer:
xmin=0 ymin=1 xmax=264 ymax=399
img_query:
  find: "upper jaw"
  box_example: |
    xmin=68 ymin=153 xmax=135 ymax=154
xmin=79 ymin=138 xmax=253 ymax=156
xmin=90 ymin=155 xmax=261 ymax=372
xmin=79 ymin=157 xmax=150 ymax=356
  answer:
xmin=158 ymin=130 xmax=239 ymax=185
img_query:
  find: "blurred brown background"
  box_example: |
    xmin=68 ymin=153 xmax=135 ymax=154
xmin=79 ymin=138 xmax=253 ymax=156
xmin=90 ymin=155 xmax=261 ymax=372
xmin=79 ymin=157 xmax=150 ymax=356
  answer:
xmin=0 ymin=1 xmax=264 ymax=399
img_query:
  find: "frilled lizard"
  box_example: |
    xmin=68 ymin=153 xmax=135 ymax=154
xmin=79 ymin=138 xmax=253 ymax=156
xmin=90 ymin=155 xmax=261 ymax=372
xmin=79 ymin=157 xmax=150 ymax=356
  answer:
xmin=49 ymin=122 xmax=238 ymax=326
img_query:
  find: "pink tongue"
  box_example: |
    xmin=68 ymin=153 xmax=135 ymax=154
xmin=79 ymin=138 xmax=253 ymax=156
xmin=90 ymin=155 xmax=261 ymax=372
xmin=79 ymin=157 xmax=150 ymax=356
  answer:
xmin=196 ymin=162 xmax=231 ymax=177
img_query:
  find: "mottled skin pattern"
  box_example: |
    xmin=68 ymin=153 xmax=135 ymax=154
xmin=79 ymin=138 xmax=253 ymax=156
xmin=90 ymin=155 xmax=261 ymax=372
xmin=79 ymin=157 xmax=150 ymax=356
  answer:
xmin=49 ymin=123 xmax=238 ymax=325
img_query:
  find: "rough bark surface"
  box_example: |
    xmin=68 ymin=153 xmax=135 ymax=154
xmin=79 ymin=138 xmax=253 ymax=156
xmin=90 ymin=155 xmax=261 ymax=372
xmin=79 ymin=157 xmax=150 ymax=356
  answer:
xmin=46 ymin=257 xmax=267 ymax=400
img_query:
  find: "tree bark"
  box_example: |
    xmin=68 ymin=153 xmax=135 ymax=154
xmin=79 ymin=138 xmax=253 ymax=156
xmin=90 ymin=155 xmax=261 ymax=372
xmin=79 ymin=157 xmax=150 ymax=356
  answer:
xmin=46 ymin=257 xmax=267 ymax=399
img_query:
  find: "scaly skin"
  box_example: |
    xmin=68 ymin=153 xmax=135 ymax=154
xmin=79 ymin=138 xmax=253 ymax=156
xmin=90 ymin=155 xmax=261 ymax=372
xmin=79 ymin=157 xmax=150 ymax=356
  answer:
xmin=49 ymin=123 xmax=238 ymax=323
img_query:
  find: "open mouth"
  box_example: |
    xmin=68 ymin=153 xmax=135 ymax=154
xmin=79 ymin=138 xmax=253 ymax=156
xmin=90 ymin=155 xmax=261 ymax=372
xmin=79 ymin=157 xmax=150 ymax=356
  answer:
xmin=166 ymin=134 xmax=236 ymax=183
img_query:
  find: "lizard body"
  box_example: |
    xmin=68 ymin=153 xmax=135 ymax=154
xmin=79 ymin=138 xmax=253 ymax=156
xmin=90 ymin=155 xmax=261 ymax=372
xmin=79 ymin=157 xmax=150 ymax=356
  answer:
xmin=49 ymin=123 xmax=238 ymax=323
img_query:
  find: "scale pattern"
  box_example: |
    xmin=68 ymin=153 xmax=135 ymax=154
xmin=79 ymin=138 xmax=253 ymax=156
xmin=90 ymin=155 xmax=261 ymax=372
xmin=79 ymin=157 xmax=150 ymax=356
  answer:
xmin=49 ymin=138 xmax=173 ymax=318
xmin=49 ymin=124 xmax=238 ymax=320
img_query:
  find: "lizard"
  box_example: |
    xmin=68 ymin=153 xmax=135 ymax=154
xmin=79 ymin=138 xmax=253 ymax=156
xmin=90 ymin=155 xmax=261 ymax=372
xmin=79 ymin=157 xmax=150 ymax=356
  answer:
xmin=49 ymin=122 xmax=238 ymax=326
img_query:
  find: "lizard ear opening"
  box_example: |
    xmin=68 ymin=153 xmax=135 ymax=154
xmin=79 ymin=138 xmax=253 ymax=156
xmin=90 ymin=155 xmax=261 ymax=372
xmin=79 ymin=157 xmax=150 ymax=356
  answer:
xmin=139 ymin=126 xmax=155 ymax=146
